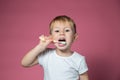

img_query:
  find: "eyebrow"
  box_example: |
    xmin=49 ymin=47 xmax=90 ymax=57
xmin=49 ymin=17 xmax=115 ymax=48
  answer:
xmin=53 ymin=26 xmax=71 ymax=29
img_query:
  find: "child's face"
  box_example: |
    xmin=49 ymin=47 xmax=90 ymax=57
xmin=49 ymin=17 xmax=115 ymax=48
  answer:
xmin=51 ymin=21 xmax=77 ymax=50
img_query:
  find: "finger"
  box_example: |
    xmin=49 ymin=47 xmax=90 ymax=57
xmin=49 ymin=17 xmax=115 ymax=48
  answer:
xmin=53 ymin=40 xmax=58 ymax=43
xmin=39 ymin=35 xmax=46 ymax=42
xmin=48 ymin=35 xmax=53 ymax=41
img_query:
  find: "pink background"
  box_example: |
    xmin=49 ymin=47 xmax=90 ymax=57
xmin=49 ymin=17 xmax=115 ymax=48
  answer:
xmin=0 ymin=0 xmax=120 ymax=80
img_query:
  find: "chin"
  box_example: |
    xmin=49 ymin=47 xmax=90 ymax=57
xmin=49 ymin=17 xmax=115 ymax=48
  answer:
xmin=57 ymin=47 xmax=69 ymax=51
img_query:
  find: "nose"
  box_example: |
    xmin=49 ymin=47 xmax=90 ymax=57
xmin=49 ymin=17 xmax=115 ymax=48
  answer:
xmin=60 ymin=31 xmax=65 ymax=36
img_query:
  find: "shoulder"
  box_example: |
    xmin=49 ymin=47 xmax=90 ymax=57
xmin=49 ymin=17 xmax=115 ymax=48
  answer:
xmin=38 ymin=48 xmax=55 ymax=66
xmin=73 ymin=52 xmax=88 ymax=74
xmin=72 ymin=51 xmax=85 ymax=60
xmin=38 ymin=48 xmax=55 ymax=60
xmin=71 ymin=51 xmax=87 ymax=66
xmin=40 ymin=48 xmax=54 ymax=55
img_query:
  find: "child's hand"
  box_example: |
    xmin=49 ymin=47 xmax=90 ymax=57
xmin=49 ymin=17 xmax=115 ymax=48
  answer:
xmin=39 ymin=35 xmax=53 ymax=48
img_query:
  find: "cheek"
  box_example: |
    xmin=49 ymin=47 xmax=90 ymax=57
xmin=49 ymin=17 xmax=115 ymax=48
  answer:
xmin=69 ymin=34 xmax=75 ymax=41
xmin=51 ymin=34 xmax=58 ymax=40
xmin=66 ymin=34 xmax=73 ymax=40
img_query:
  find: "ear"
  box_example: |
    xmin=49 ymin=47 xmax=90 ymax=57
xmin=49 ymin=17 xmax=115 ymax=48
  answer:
xmin=74 ymin=33 xmax=78 ymax=40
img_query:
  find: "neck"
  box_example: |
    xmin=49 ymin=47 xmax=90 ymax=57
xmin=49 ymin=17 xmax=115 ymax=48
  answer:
xmin=56 ymin=48 xmax=73 ymax=57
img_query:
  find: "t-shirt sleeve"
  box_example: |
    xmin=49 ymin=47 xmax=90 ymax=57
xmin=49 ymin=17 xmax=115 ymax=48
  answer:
xmin=38 ymin=48 xmax=52 ymax=66
xmin=78 ymin=57 xmax=88 ymax=74
xmin=38 ymin=51 xmax=45 ymax=66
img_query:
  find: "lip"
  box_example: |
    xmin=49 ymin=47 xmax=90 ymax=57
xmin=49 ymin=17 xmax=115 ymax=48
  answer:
xmin=58 ymin=42 xmax=66 ymax=47
xmin=53 ymin=39 xmax=67 ymax=47
xmin=58 ymin=37 xmax=66 ymax=41
xmin=53 ymin=37 xmax=67 ymax=47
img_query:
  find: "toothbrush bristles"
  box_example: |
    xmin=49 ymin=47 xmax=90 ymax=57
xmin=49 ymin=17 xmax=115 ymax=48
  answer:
xmin=60 ymin=42 xmax=66 ymax=44
xmin=53 ymin=40 xmax=66 ymax=45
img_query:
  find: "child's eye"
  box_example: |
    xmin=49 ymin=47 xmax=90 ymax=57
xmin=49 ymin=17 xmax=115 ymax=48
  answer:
xmin=65 ymin=29 xmax=70 ymax=32
xmin=55 ymin=30 xmax=59 ymax=32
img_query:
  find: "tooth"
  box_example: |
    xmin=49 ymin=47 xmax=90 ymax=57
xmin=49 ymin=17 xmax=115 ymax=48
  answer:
xmin=60 ymin=42 xmax=66 ymax=44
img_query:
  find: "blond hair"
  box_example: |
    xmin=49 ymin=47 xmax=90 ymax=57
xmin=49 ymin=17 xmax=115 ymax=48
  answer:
xmin=49 ymin=15 xmax=76 ymax=34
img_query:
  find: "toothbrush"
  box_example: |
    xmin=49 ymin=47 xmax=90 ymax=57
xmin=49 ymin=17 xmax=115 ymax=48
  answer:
xmin=53 ymin=40 xmax=66 ymax=45
xmin=59 ymin=41 xmax=66 ymax=45
xmin=39 ymin=36 xmax=66 ymax=45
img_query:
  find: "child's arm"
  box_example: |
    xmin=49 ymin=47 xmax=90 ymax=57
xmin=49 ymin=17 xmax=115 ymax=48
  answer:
xmin=79 ymin=72 xmax=89 ymax=80
xmin=21 ymin=35 xmax=52 ymax=67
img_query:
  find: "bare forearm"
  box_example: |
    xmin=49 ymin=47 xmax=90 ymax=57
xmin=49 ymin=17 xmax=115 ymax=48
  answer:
xmin=21 ymin=44 xmax=45 ymax=67
xmin=21 ymin=35 xmax=52 ymax=67
xmin=79 ymin=72 xmax=89 ymax=80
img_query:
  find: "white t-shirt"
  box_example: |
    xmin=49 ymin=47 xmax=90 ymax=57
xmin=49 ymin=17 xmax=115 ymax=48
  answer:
xmin=38 ymin=49 xmax=88 ymax=80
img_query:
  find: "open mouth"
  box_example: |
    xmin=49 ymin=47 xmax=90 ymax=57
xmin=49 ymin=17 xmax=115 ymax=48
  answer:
xmin=58 ymin=38 xmax=66 ymax=45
